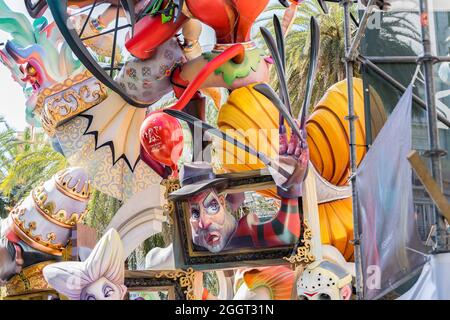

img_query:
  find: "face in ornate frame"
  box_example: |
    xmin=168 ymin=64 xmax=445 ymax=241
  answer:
xmin=124 ymin=269 xmax=197 ymax=300
xmin=171 ymin=170 xmax=312 ymax=270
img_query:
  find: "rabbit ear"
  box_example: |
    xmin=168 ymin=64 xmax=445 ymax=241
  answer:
xmin=272 ymin=15 xmax=288 ymax=132
xmin=260 ymin=25 xmax=292 ymax=116
xmin=298 ymin=16 xmax=320 ymax=130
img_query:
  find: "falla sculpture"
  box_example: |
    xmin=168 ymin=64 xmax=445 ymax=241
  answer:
xmin=43 ymin=228 xmax=128 ymax=300
xmin=0 ymin=167 xmax=91 ymax=299
xmin=0 ymin=0 xmax=162 ymax=202
xmin=0 ymin=0 xmax=391 ymax=301
xmin=296 ymin=260 xmax=353 ymax=300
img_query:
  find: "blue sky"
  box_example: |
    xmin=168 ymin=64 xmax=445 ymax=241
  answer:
xmin=0 ymin=1 xmax=29 ymax=131
xmin=0 ymin=0 xmax=292 ymax=131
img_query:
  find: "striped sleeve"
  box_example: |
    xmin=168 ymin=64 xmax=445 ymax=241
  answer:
xmin=229 ymin=198 xmax=302 ymax=249
xmin=260 ymin=197 xmax=301 ymax=247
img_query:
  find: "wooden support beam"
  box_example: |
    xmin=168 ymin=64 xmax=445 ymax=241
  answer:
xmin=407 ymin=150 xmax=450 ymax=222
xmin=69 ymin=224 xmax=97 ymax=261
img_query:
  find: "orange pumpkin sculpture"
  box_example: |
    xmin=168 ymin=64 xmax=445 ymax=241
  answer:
xmin=215 ymin=78 xmax=386 ymax=261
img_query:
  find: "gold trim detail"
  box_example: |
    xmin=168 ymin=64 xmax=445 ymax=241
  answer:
xmin=61 ymin=240 xmax=73 ymax=262
xmin=283 ymin=219 xmax=316 ymax=267
xmin=4 ymin=261 xmax=54 ymax=297
xmin=155 ymin=268 xmax=196 ymax=300
xmin=54 ymin=169 xmax=92 ymax=202
xmin=161 ymin=179 xmax=180 ymax=225
xmin=213 ymin=41 xmax=257 ymax=52
xmin=10 ymin=215 xmax=65 ymax=256
xmin=35 ymin=70 xmax=108 ymax=136
xmin=32 ymin=183 xmax=87 ymax=227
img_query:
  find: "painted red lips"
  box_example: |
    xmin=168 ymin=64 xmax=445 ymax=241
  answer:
xmin=205 ymin=232 xmax=221 ymax=246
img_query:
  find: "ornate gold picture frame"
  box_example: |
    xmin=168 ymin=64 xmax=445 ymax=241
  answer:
xmin=124 ymin=269 xmax=197 ymax=300
xmin=172 ymin=170 xmax=313 ymax=270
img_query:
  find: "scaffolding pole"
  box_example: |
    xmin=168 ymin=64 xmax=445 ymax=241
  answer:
xmin=347 ymin=1 xmax=376 ymax=61
xmin=337 ymin=0 xmax=450 ymax=300
xmin=357 ymin=55 xmax=450 ymax=129
xmin=418 ymin=0 xmax=448 ymax=252
xmin=364 ymin=55 xmax=450 ymax=64
xmin=342 ymin=0 xmax=373 ymax=300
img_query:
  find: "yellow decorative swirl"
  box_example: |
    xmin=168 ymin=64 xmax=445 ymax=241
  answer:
xmin=284 ymin=220 xmax=316 ymax=267
xmin=4 ymin=262 xmax=55 ymax=298
xmin=155 ymin=268 xmax=196 ymax=300
xmin=10 ymin=208 xmax=66 ymax=256
xmin=161 ymin=179 xmax=181 ymax=225
xmin=35 ymin=70 xmax=108 ymax=136
xmin=32 ymin=184 xmax=87 ymax=227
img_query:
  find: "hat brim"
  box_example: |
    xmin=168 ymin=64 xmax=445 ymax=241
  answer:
xmin=168 ymin=178 xmax=228 ymax=201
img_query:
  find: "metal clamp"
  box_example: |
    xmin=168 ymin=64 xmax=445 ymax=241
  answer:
xmin=345 ymin=115 xmax=360 ymax=121
xmin=349 ymin=238 xmax=361 ymax=246
xmin=417 ymin=54 xmax=440 ymax=65
xmin=339 ymin=0 xmax=356 ymax=5
xmin=422 ymin=149 xmax=448 ymax=158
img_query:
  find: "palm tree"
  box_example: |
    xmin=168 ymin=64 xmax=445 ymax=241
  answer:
xmin=0 ymin=126 xmax=67 ymax=205
xmin=0 ymin=117 xmax=17 ymax=184
xmin=0 ymin=118 xmax=123 ymax=240
xmin=259 ymin=0 xmax=421 ymax=117
xmin=259 ymin=1 xmax=350 ymax=116
xmin=0 ymin=119 xmax=17 ymax=217
xmin=84 ymin=189 xmax=122 ymax=238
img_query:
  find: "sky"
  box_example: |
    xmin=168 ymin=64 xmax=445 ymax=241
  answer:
xmin=0 ymin=0 xmax=217 ymax=131
xmin=1 ymin=0 xmax=447 ymax=131
xmin=0 ymin=0 xmax=281 ymax=131
xmin=0 ymin=1 xmax=29 ymax=131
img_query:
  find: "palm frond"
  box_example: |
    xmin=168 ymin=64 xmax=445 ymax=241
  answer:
xmin=257 ymin=0 xmax=421 ymax=117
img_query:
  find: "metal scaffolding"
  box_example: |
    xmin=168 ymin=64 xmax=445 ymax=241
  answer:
xmin=339 ymin=0 xmax=449 ymax=299
xmin=418 ymin=0 xmax=448 ymax=253
xmin=341 ymin=0 xmax=371 ymax=301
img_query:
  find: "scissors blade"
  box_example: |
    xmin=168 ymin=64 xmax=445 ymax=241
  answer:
xmin=163 ymin=109 xmax=292 ymax=181
xmin=253 ymin=83 xmax=305 ymax=138
xmin=260 ymin=26 xmax=291 ymax=114
xmin=299 ymin=16 xmax=320 ymax=129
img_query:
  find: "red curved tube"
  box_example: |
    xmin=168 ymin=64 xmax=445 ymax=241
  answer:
xmin=170 ymin=43 xmax=245 ymax=111
xmin=125 ymin=13 xmax=187 ymax=60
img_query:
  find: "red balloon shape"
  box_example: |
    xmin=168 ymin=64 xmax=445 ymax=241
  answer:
xmin=140 ymin=111 xmax=184 ymax=169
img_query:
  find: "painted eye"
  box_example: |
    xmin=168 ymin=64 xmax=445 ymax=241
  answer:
xmin=319 ymin=293 xmax=331 ymax=300
xmin=104 ymin=286 xmax=114 ymax=298
xmin=86 ymin=295 xmax=96 ymax=301
xmin=298 ymin=295 xmax=309 ymax=300
xmin=191 ymin=208 xmax=200 ymax=219
xmin=206 ymin=200 xmax=220 ymax=215
xmin=26 ymin=64 xmax=37 ymax=76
